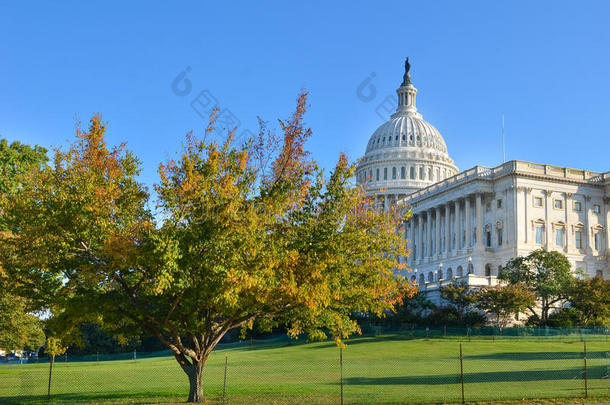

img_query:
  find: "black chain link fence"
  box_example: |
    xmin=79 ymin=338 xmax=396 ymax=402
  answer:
xmin=2 ymin=327 xmax=609 ymax=404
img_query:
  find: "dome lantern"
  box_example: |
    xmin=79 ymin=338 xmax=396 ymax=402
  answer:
xmin=356 ymin=57 xmax=459 ymax=205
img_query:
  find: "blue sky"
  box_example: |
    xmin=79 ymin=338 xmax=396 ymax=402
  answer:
xmin=2 ymin=1 xmax=609 ymax=190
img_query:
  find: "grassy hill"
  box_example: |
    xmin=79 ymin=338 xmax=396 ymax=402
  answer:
xmin=1 ymin=334 xmax=609 ymax=404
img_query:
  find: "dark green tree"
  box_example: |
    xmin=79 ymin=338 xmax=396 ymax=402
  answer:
xmin=474 ymin=283 xmax=535 ymax=331
xmin=499 ymin=249 xmax=574 ymax=325
xmin=439 ymin=281 xmax=475 ymax=323
xmin=0 ymin=138 xmax=48 ymax=351
xmin=567 ymin=276 xmax=610 ymax=326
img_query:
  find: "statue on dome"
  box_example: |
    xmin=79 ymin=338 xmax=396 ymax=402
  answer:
xmin=402 ymin=57 xmax=412 ymax=86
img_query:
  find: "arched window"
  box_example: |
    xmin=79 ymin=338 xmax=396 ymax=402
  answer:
xmin=419 ymin=274 xmax=425 ymax=285
xmin=376 ymin=168 xmax=379 ymax=181
xmin=427 ymin=272 xmax=434 ymax=282
xmin=447 ymin=268 xmax=453 ymax=279
xmin=429 ymin=167 xmax=434 ymax=182
xmin=410 ymin=275 xmax=416 ymax=283
xmin=485 ymin=264 xmax=492 ymax=277
xmin=401 ymin=167 xmax=406 ymax=179
xmin=497 ymin=265 xmax=503 ymax=276
xmin=468 ymin=262 xmax=474 ymax=274
xmin=410 ymin=167 xmax=415 ymax=179
xmin=384 ymin=167 xmax=388 ymax=180
xmin=419 ymin=167 xmax=424 ymax=180
xmin=438 ymin=270 xmax=443 ymax=280
xmin=392 ymin=167 xmax=397 ymax=179
xmin=457 ymin=266 xmax=463 ymax=277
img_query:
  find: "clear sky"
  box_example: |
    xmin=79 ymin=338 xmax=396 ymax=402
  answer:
xmin=2 ymin=1 xmax=609 ymax=190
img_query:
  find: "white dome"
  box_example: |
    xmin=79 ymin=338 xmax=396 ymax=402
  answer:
xmin=356 ymin=59 xmax=458 ymax=201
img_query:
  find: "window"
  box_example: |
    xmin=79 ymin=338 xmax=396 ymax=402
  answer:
xmin=573 ymin=201 xmax=582 ymax=212
xmin=593 ymin=204 xmax=601 ymax=214
xmin=534 ymin=197 xmax=543 ymax=207
xmin=402 ymin=135 xmax=406 ymax=141
xmin=535 ymin=225 xmax=544 ymax=244
xmin=376 ymin=168 xmax=379 ymax=181
xmin=395 ymin=135 xmax=398 ymax=141
xmin=410 ymin=167 xmax=415 ymax=179
xmin=555 ymin=228 xmax=564 ymax=247
xmin=401 ymin=167 xmax=406 ymax=179
xmin=392 ymin=167 xmax=397 ymax=179
xmin=485 ymin=264 xmax=492 ymax=277
xmin=438 ymin=270 xmax=443 ymax=281
xmin=497 ymin=229 xmax=503 ymax=246
xmin=429 ymin=167 xmax=433 ymax=182
xmin=485 ymin=202 xmax=491 ymax=212
xmin=419 ymin=167 xmax=424 ymax=180
xmin=575 ymin=231 xmax=583 ymax=249
xmin=594 ymin=232 xmax=601 ymax=250
xmin=497 ymin=199 xmax=503 ymax=209
xmin=427 ymin=272 xmax=434 ymax=282
xmin=447 ymin=268 xmax=453 ymax=279
xmin=596 ymin=270 xmax=604 ymax=278
xmin=554 ymin=199 xmax=563 ymax=209
xmin=384 ymin=167 xmax=387 ymax=180
xmin=485 ymin=231 xmax=491 ymax=247
xmin=457 ymin=266 xmax=463 ymax=277
xmin=419 ymin=274 xmax=424 ymax=285
xmin=382 ymin=137 xmax=386 ymax=142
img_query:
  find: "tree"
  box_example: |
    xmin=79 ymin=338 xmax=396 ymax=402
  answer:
xmin=46 ymin=337 xmax=66 ymax=402
xmin=0 ymin=293 xmax=45 ymax=351
xmin=474 ymin=283 xmax=535 ymax=330
xmin=0 ymin=139 xmax=48 ymax=352
xmin=499 ymin=249 xmax=574 ymax=325
xmin=0 ymin=95 xmax=414 ymax=402
xmin=567 ymin=276 xmax=610 ymax=326
xmin=439 ymin=281 xmax=475 ymax=323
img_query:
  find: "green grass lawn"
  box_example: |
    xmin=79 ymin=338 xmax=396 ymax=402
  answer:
xmin=1 ymin=335 xmax=609 ymax=404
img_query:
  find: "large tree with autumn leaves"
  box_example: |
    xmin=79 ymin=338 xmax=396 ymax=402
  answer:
xmin=0 ymin=93 xmax=413 ymax=402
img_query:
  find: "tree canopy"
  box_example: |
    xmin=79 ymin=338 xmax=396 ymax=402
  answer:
xmin=0 ymin=95 xmax=414 ymax=402
xmin=474 ymin=284 xmax=535 ymax=330
xmin=499 ymin=249 xmax=575 ymax=325
xmin=0 ymin=138 xmax=48 ymax=351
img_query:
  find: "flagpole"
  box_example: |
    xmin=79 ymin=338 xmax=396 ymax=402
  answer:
xmin=502 ymin=113 xmax=505 ymax=163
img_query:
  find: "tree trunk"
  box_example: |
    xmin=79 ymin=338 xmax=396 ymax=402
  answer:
xmin=181 ymin=359 xmax=206 ymax=403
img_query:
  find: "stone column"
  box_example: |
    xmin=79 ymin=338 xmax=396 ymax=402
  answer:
xmin=475 ymin=193 xmax=483 ymax=250
xmin=465 ymin=196 xmax=472 ymax=248
xmin=523 ymin=187 xmax=531 ymax=244
xmin=425 ymin=210 xmax=431 ymax=259
xmin=584 ymin=196 xmax=591 ymax=254
xmin=445 ymin=203 xmax=451 ymax=255
xmin=564 ymin=193 xmax=572 ymax=252
xmin=417 ymin=213 xmax=424 ymax=262
xmin=602 ymin=197 xmax=610 ymax=255
xmin=544 ymin=190 xmax=552 ymax=249
xmin=435 ymin=206 xmax=441 ymax=257
xmin=454 ymin=200 xmax=460 ymax=252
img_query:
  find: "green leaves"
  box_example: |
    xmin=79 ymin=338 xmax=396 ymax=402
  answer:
xmin=500 ymin=249 xmax=575 ymax=324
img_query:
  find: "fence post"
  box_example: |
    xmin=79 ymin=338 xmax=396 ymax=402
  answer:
xmin=223 ymin=353 xmax=228 ymax=405
xmin=133 ymin=349 xmax=137 ymax=361
xmin=583 ymin=341 xmax=588 ymax=399
xmin=47 ymin=355 xmax=55 ymax=404
xmin=340 ymin=347 xmax=344 ymax=405
xmin=96 ymin=352 xmax=99 ymax=362
xmin=426 ymin=327 xmax=429 ymax=338
xmin=444 ymin=324 xmax=447 ymax=338
xmin=459 ymin=344 xmax=465 ymax=404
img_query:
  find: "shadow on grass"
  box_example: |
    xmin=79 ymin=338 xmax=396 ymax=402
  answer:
xmin=0 ymin=391 xmax=185 ymax=404
xmin=465 ymin=351 xmax=609 ymax=361
xmin=341 ymin=365 xmax=607 ymax=386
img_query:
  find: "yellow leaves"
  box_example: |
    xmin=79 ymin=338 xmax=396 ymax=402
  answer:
xmin=46 ymin=337 xmax=66 ymax=358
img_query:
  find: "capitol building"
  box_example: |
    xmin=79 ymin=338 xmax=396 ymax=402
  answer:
xmin=356 ymin=59 xmax=609 ymax=301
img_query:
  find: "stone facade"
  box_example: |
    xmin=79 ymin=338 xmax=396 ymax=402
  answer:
xmin=399 ymin=161 xmax=610 ymax=303
xmin=357 ymin=61 xmax=609 ymax=304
